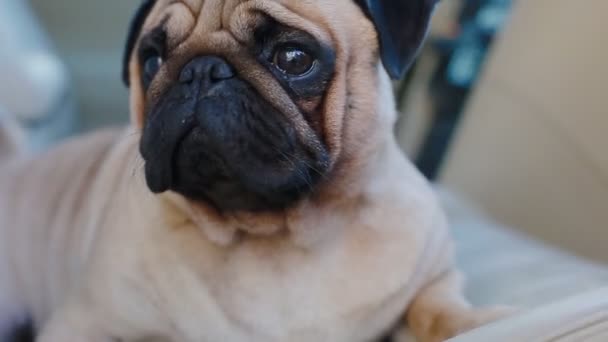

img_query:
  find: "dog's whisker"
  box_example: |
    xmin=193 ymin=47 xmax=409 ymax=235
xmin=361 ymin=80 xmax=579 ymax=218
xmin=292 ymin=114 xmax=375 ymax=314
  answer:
xmin=273 ymin=149 xmax=314 ymax=192
xmin=280 ymin=149 xmax=326 ymax=179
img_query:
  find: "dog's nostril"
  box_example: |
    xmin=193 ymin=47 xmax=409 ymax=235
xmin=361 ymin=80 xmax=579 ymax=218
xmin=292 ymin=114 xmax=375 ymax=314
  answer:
xmin=211 ymin=62 xmax=234 ymax=81
xmin=179 ymin=67 xmax=195 ymax=84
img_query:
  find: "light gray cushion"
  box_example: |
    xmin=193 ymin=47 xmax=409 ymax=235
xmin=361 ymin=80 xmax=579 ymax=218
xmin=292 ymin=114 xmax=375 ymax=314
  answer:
xmin=438 ymin=188 xmax=608 ymax=308
xmin=450 ymin=286 xmax=608 ymax=342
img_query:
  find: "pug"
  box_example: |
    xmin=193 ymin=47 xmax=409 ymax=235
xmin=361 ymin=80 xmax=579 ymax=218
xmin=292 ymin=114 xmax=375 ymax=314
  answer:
xmin=0 ymin=0 xmax=510 ymax=341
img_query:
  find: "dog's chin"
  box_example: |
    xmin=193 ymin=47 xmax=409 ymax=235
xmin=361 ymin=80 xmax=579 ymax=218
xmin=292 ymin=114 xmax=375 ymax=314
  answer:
xmin=145 ymin=127 xmax=330 ymax=213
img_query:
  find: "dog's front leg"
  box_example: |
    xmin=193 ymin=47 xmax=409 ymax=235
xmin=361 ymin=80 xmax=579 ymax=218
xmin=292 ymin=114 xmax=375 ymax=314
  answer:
xmin=399 ymin=270 xmax=513 ymax=342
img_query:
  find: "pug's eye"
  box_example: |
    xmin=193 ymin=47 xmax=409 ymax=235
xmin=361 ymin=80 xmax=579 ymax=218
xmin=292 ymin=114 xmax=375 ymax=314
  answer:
xmin=273 ymin=46 xmax=315 ymax=76
xmin=143 ymin=53 xmax=163 ymax=80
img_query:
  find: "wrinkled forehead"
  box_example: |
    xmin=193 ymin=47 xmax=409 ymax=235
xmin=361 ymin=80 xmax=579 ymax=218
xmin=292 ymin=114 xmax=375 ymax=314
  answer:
xmin=142 ymin=0 xmax=351 ymax=49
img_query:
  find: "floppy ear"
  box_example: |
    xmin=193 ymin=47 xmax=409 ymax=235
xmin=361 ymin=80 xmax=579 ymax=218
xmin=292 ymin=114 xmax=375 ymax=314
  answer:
xmin=355 ymin=0 xmax=440 ymax=79
xmin=122 ymin=0 xmax=158 ymax=87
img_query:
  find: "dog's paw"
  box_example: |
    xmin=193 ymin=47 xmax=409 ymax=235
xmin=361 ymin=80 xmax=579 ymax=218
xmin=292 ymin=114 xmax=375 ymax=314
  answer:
xmin=413 ymin=306 xmax=518 ymax=342
xmin=389 ymin=325 xmax=417 ymax=342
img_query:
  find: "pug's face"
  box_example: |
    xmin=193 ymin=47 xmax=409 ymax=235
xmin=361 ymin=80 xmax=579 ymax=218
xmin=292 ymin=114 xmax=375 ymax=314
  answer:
xmin=123 ymin=0 xmax=437 ymax=212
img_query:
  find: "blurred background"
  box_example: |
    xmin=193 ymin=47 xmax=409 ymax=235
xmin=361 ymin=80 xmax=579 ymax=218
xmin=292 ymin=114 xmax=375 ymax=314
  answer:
xmin=1 ymin=0 xmax=607 ymax=265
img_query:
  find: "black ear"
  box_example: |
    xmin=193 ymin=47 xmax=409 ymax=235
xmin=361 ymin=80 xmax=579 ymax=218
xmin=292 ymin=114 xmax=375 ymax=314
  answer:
xmin=122 ymin=0 xmax=158 ymax=87
xmin=355 ymin=0 xmax=439 ymax=79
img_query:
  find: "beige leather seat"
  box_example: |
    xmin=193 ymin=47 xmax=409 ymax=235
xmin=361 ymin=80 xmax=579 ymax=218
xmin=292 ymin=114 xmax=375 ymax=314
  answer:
xmin=434 ymin=0 xmax=608 ymax=340
xmin=440 ymin=0 xmax=608 ymax=264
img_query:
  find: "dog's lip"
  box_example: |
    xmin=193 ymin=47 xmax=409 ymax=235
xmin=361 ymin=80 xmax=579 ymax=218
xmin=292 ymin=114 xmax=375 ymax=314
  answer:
xmin=166 ymin=119 xmax=199 ymax=183
xmin=142 ymin=113 xmax=198 ymax=194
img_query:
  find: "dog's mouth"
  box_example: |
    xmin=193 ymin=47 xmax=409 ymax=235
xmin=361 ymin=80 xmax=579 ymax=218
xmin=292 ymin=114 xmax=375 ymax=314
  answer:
xmin=140 ymin=63 xmax=330 ymax=212
xmin=143 ymin=121 xmax=329 ymax=212
xmin=169 ymin=125 xmax=329 ymax=212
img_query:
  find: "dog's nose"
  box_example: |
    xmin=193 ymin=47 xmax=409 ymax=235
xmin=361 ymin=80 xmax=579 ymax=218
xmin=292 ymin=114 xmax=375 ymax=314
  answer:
xmin=179 ymin=56 xmax=235 ymax=84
